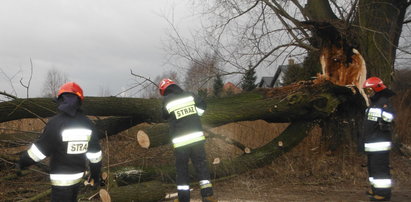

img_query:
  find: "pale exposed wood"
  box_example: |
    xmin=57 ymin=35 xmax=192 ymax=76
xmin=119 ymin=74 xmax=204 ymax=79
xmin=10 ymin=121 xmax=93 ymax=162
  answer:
xmin=136 ymin=130 xmax=150 ymax=149
xmin=99 ymin=189 xmax=112 ymax=202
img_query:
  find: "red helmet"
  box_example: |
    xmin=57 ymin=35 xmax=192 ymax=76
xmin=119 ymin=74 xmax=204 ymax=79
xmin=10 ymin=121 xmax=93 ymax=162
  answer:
xmin=57 ymin=82 xmax=84 ymax=100
xmin=363 ymin=77 xmax=386 ymax=92
xmin=158 ymin=78 xmax=176 ymax=96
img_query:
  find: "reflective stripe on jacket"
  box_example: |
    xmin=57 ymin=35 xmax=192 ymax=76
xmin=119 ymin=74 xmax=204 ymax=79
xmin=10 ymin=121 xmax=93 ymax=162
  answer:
xmin=26 ymin=112 xmax=102 ymax=178
xmin=163 ymin=91 xmax=206 ymax=148
xmin=362 ymin=89 xmax=395 ymax=144
xmin=364 ymin=141 xmax=391 ymax=152
xmin=50 ymin=172 xmax=84 ymax=186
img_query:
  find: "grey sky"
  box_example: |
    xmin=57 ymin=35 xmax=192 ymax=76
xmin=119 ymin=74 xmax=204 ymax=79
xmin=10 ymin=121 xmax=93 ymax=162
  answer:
xmin=0 ymin=0 xmax=195 ymax=98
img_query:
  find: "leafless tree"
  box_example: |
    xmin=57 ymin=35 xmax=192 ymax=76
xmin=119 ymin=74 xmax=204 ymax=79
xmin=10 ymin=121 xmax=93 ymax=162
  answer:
xmin=42 ymin=68 xmax=68 ymax=98
xmin=164 ymin=1 xmax=411 ymax=85
xmin=184 ymin=53 xmax=220 ymax=93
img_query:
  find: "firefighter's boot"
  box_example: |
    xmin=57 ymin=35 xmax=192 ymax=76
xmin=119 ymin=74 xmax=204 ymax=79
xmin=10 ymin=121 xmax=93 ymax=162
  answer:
xmin=176 ymin=190 xmax=190 ymax=202
xmin=202 ymin=196 xmax=218 ymax=202
xmin=366 ymin=188 xmax=373 ymax=196
xmin=369 ymin=194 xmax=391 ymax=201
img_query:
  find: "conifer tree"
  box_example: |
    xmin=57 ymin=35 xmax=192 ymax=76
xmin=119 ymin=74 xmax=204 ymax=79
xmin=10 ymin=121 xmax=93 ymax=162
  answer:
xmin=213 ymin=73 xmax=224 ymax=97
xmin=241 ymin=66 xmax=257 ymax=91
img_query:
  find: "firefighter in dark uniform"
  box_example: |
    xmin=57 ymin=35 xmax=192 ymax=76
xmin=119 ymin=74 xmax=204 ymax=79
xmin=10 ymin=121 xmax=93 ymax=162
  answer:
xmin=159 ymin=78 xmax=216 ymax=202
xmin=362 ymin=77 xmax=395 ymax=201
xmin=16 ymin=82 xmax=102 ymax=202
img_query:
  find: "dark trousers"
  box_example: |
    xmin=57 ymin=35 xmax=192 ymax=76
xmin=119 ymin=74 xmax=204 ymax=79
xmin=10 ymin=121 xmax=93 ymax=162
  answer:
xmin=175 ymin=142 xmax=213 ymax=202
xmin=367 ymin=152 xmax=391 ymax=197
xmin=51 ymin=183 xmax=80 ymax=202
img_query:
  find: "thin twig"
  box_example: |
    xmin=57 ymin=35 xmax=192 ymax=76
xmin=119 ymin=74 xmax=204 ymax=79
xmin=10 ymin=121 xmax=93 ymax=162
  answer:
xmin=0 ymin=91 xmax=18 ymax=100
xmin=130 ymin=70 xmax=158 ymax=87
xmin=19 ymin=58 xmax=34 ymax=98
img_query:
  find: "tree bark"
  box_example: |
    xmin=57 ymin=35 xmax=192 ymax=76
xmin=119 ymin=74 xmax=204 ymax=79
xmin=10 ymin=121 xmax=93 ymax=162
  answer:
xmin=129 ymin=123 xmax=170 ymax=148
xmin=0 ymin=81 xmax=354 ymax=128
xmin=110 ymin=121 xmax=314 ymax=184
xmin=356 ymin=0 xmax=409 ymax=84
xmin=304 ymin=0 xmax=338 ymax=21
xmin=0 ymin=97 xmax=163 ymax=123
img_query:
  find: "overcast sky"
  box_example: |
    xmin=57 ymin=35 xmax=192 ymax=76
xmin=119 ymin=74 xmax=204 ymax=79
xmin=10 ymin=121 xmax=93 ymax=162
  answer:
xmin=0 ymin=0 xmax=198 ymax=98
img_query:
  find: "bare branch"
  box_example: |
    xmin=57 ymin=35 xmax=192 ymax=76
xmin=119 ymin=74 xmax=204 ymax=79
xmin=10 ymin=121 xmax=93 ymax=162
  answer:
xmin=330 ymin=0 xmax=345 ymax=19
xmin=346 ymin=0 xmax=359 ymax=23
xmin=290 ymin=0 xmax=308 ymax=21
xmin=264 ymin=0 xmax=309 ymax=37
xmin=19 ymin=58 xmax=34 ymax=98
xmin=0 ymin=91 xmax=18 ymax=100
xmin=130 ymin=69 xmax=158 ymax=87
xmin=0 ymin=68 xmax=20 ymax=96
xmin=214 ymin=1 xmax=260 ymax=44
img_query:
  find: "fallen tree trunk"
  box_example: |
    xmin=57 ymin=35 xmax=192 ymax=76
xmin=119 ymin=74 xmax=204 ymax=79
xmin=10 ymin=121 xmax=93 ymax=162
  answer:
xmin=110 ymin=121 xmax=314 ymax=184
xmin=0 ymin=81 xmax=355 ymax=135
xmin=130 ymin=123 xmax=170 ymax=148
xmin=93 ymin=116 xmax=143 ymax=139
xmin=0 ymin=81 xmax=351 ymax=126
xmin=0 ymin=97 xmax=163 ymax=123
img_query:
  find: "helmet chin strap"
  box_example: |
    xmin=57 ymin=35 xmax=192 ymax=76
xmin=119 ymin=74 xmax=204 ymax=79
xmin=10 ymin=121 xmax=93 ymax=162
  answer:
xmin=58 ymin=93 xmax=81 ymax=117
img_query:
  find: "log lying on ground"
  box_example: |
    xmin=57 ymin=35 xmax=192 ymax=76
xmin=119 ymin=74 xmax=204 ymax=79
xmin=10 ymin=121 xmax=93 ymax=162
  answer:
xmin=111 ymin=121 xmax=314 ymax=184
xmin=93 ymin=116 xmax=143 ymax=139
xmin=0 ymin=97 xmax=163 ymax=123
xmin=0 ymin=117 xmax=139 ymax=141
xmin=0 ymin=81 xmax=355 ymax=129
xmin=130 ymin=123 xmax=170 ymax=148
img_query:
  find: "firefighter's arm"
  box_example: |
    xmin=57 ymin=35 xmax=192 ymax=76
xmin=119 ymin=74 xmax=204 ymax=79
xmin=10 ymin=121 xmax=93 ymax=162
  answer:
xmin=162 ymin=102 xmax=170 ymax=120
xmin=194 ymin=95 xmax=207 ymax=116
xmin=17 ymin=124 xmax=55 ymax=170
xmin=379 ymin=103 xmax=394 ymax=131
xmin=86 ymin=129 xmax=102 ymax=186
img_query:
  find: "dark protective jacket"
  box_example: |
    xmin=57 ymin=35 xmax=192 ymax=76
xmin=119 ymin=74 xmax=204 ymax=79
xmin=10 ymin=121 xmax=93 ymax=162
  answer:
xmin=363 ymin=88 xmax=396 ymax=145
xmin=19 ymin=111 xmax=102 ymax=186
xmin=162 ymin=85 xmax=207 ymax=148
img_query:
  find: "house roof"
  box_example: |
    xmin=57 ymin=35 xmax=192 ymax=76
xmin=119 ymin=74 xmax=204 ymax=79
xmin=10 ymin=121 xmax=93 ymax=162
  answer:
xmin=223 ymin=82 xmax=242 ymax=93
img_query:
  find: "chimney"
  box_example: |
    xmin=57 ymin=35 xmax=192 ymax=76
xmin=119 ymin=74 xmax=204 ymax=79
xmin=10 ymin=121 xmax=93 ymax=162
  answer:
xmin=288 ymin=58 xmax=295 ymax=65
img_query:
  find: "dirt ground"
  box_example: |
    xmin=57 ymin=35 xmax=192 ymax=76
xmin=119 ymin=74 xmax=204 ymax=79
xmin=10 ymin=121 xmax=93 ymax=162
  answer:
xmin=1 ymin=121 xmax=411 ymax=201
xmin=182 ymin=155 xmax=411 ymax=202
